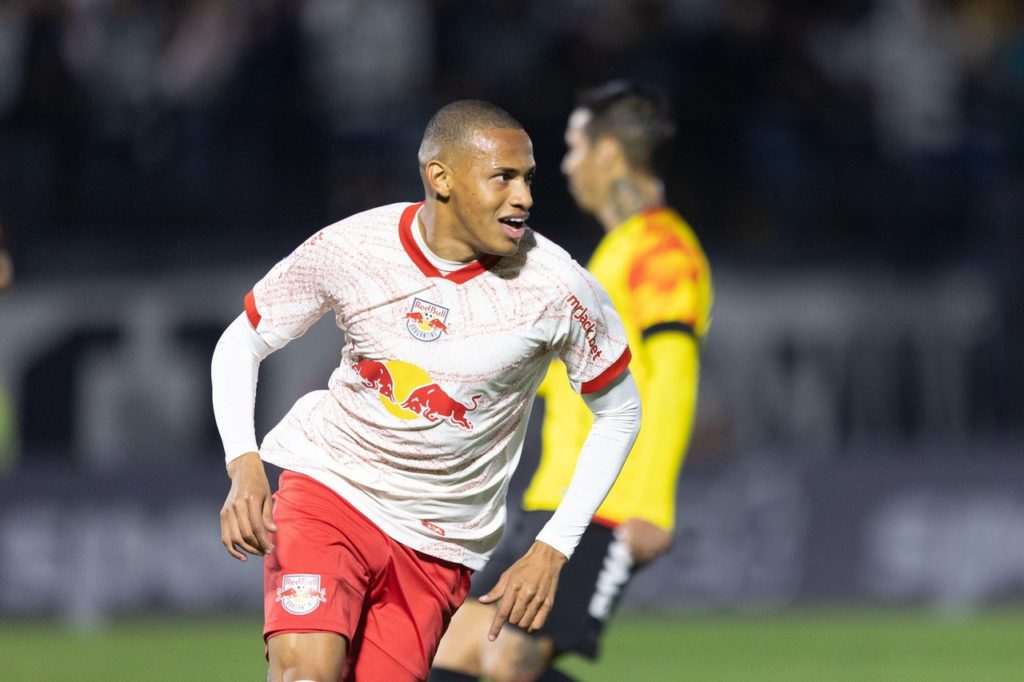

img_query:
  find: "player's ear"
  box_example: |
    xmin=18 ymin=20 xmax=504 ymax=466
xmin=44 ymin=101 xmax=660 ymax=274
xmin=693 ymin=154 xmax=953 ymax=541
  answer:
xmin=425 ymin=160 xmax=453 ymax=199
xmin=594 ymin=135 xmax=623 ymax=167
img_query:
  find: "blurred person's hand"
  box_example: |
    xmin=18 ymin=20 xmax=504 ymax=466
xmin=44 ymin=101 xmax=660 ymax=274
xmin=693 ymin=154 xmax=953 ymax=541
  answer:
xmin=220 ymin=451 xmax=277 ymax=561
xmin=617 ymin=517 xmax=672 ymax=567
xmin=0 ymin=249 xmax=12 ymax=292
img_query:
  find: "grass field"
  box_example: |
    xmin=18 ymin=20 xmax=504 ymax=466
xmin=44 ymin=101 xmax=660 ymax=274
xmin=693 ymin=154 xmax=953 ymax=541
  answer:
xmin=2 ymin=609 xmax=1023 ymax=681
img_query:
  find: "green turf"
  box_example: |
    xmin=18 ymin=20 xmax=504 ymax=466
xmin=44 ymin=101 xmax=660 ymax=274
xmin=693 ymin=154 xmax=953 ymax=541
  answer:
xmin=1 ymin=609 xmax=1022 ymax=681
xmin=560 ymin=609 xmax=1024 ymax=682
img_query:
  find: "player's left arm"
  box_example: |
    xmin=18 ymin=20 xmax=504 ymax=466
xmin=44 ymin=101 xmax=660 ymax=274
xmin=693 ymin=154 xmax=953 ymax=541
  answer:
xmin=480 ymin=370 xmax=641 ymax=639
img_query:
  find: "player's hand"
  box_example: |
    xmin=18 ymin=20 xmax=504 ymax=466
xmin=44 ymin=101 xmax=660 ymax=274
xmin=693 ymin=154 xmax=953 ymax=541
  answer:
xmin=479 ymin=540 xmax=567 ymax=641
xmin=617 ymin=517 xmax=672 ymax=567
xmin=220 ymin=451 xmax=277 ymax=561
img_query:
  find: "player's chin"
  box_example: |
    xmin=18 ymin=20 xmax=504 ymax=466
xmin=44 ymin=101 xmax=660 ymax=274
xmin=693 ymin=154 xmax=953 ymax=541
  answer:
xmin=489 ymin=234 xmax=523 ymax=256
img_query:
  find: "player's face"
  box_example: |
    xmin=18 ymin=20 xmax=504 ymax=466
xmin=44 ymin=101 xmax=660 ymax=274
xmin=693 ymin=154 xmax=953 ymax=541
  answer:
xmin=561 ymin=108 xmax=605 ymax=214
xmin=449 ymin=127 xmax=535 ymax=258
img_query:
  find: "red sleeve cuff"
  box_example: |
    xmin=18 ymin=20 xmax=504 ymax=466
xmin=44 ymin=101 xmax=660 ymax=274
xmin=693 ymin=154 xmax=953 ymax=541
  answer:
xmin=581 ymin=346 xmax=631 ymax=394
xmin=244 ymin=290 xmax=261 ymax=328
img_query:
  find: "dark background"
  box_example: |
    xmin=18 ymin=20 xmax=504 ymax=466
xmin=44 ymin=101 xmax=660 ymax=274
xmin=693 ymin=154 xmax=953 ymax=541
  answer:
xmin=0 ymin=0 xmax=1022 ymax=621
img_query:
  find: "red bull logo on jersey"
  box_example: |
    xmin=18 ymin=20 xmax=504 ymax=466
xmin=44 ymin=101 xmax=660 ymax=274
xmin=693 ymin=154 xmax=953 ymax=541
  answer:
xmin=275 ymin=574 xmax=327 ymax=615
xmin=401 ymin=383 xmax=480 ymax=429
xmin=351 ymin=357 xmax=396 ymax=401
xmin=405 ymin=298 xmax=449 ymax=341
xmin=350 ymin=356 xmax=480 ymax=430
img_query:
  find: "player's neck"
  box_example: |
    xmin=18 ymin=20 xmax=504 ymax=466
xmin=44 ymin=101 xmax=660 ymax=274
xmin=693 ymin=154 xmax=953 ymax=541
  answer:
xmin=596 ymin=175 xmax=664 ymax=232
xmin=417 ymin=202 xmax=477 ymax=263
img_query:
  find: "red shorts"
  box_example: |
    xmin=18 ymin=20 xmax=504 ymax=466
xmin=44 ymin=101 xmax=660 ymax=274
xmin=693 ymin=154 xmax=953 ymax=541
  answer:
xmin=264 ymin=471 xmax=472 ymax=681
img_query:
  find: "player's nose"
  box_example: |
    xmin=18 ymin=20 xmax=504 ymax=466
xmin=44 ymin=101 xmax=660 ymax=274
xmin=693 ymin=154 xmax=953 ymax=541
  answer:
xmin=511 ymin=178 xmax=533 ymax=211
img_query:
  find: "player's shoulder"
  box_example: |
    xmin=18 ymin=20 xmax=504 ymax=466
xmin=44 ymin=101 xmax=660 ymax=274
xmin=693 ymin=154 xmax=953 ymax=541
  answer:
xmin=629 ymin=207 xmax=699 ymax=243
xmin=321 ymin=202 xmax=411 ymax=238
xmin=624 ymin=208 xmax=708 ymax=268
xmin=306 ymin=202 xmax=413 ymax=264
xmin=514 ymin=228 xmax=589 ymax=282
xmin=488 ymin=229 xmax=596 ymax=311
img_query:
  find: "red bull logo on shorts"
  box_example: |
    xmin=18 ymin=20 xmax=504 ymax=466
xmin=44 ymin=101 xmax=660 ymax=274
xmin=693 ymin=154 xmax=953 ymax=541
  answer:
xmin=350 ymin=356 xmax=480 ymax=430
xmin=405 ymin=297 xmax=449 ymax=341
xmin=275 ymin=574 xmax=327 ymax=615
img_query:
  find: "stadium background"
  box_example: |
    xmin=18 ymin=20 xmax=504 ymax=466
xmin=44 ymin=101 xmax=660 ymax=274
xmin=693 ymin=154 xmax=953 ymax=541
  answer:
xmin=1 ymin=1 xmax=1023 ymax=679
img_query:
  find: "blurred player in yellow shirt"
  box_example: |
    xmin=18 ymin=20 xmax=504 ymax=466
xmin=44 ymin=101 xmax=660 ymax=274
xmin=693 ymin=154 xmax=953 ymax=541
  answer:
xmin=431 ymin=82 xmax=713 ymax=681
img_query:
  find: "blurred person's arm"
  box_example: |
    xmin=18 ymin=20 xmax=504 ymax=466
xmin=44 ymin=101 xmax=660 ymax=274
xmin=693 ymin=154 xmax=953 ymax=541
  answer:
xmin=480 ymin=371 xmax=640 ymax=639
xmin=619 ymin=330 xmax=700 ymax=566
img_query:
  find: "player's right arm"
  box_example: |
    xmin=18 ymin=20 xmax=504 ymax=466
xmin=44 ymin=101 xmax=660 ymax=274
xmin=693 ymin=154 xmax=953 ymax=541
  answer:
xmin=211 ymin=313 xmax=282 ymax=561
xmin=211 ymin=228 xmax=338 ymax=561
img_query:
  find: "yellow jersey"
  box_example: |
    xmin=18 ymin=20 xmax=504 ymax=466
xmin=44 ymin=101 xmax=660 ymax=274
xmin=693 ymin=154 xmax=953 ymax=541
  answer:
xmin=522 ymin=207 xmax=713 ymax=530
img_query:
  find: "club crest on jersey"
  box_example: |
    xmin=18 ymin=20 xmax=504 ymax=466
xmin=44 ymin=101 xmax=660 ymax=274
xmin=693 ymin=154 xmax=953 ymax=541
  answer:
xmin=275 ymin=574 xmax=327 ymax=615
xmin=405 ymin=298 xmax=450 ymax=341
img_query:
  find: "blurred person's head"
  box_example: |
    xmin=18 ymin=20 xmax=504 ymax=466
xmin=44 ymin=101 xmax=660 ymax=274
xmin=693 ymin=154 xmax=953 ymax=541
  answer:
xmin=417 ymin=100 xmax=535 ymax=261
xmin=561 ymin=81 xmax=675 ymax=227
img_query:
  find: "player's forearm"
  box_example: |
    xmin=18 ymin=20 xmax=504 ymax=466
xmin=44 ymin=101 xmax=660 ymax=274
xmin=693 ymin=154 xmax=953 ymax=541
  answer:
xmin=535 ymin=371 xmax=641 ymax=559
xmin=211 ymin=313 xmax=275 ymax=465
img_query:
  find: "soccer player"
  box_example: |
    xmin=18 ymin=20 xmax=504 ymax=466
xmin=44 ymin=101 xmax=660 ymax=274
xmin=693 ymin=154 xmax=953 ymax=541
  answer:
xmin=211 ymin=100 xmax=641 ymax=682
xmin=430 ymin=82 xmax=713 ymax=682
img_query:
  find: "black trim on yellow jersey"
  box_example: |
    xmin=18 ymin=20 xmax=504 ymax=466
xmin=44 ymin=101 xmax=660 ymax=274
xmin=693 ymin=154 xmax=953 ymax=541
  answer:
xmin=641 ymin=321 xmax=696 ymax=340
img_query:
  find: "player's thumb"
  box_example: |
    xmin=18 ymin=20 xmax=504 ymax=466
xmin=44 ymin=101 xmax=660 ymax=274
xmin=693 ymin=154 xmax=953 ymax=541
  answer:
xmin=478 ymin=578 xmax=506 ymax=604
xmin=263 ymin=497 xmax=277 ymax=533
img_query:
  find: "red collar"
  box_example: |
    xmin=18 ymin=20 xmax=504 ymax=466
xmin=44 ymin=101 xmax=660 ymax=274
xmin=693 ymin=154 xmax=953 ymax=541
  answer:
xmin=398 ymin=202 xmax=500 ymax=284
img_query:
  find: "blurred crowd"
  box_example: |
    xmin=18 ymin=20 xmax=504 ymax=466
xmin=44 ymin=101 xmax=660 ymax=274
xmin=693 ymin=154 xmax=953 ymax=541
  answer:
xmin=0 ymin=0 xmax=1022 ymax=279
xmin=1 ymin=0 xmax=1024 ymax=465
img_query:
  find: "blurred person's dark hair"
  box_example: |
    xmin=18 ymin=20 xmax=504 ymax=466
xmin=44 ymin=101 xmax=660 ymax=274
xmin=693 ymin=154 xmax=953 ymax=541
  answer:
xmin=576 ymin=81 xmax=676 ymax=173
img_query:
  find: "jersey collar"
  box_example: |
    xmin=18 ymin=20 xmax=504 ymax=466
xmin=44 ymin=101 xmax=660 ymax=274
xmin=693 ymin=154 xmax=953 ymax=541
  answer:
xmin=399 ymin=202 xmax=499 ymax=284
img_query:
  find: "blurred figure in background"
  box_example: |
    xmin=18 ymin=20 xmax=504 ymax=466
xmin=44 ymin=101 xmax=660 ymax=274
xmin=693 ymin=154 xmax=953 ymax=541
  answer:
xmin=0 ymin=221 xmax=15 ymax=472
xmin=0 ymin=223 xmax=11 ymax=293
xmin=432 ymin=81 xmax=713 ymax=681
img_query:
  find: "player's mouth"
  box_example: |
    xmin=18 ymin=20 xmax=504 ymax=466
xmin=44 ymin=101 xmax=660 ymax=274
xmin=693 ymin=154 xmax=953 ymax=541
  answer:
xmin=498 ymin=214 xmax=528 ymax=239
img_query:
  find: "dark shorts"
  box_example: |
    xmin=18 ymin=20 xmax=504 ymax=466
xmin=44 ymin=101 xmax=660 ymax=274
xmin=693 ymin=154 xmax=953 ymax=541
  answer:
xmin=469 ymin=510 xmax=636 ymax=659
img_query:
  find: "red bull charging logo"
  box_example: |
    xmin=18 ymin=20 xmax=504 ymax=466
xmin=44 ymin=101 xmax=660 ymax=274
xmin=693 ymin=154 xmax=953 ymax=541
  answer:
xmin=351 ymin=357 xmax=480 ymax=430
xmin=405 ymin=297 xmax=449 ymax=341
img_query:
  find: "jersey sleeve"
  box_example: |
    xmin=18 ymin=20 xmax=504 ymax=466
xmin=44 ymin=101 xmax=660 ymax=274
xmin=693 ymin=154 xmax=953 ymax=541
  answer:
xmin=628 ymin=232 xmax=708 ymax=338
xmin=246 ymin=230 xmax=338 ymax=347
xmin=551 ymin=264 xmax=631 ymax=395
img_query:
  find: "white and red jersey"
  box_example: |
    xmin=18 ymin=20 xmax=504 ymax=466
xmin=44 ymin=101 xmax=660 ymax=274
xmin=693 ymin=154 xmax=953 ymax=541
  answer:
xmin=246 ymin=202 xmax=630 ymax=569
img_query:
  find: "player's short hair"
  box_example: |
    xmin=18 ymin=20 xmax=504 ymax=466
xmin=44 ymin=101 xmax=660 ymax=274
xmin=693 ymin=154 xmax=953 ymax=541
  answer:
xmin=418 ymin=100 xmax=524 ymax=169
xmin=576 ymin=81 xmax=676 ymax=173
